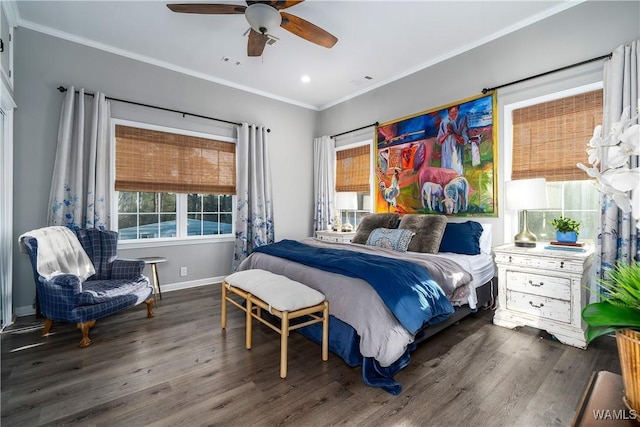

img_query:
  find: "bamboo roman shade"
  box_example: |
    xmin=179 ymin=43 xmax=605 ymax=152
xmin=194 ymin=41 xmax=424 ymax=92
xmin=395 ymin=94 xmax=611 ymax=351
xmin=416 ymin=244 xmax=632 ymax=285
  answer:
xmin=512 ymin=89 xmax=603 ymax=181
xmin=335 ymin=144 xmax=370 ymax=192
xmin=115 ymin=125 xmax=236 ymax=194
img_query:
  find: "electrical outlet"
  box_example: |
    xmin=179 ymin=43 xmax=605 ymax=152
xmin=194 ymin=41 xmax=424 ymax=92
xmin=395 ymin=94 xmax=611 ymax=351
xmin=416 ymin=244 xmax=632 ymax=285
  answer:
xmin=180 ymin=267 xmax=187 ymax=277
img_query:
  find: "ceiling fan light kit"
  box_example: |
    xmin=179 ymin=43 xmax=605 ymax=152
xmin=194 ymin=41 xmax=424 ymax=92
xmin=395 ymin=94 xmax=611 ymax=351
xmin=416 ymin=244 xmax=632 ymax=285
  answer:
xmin=245 ymin=4 xmax=282 ymax=35
xmin=167 ymin=1 xmax=338 ymax=57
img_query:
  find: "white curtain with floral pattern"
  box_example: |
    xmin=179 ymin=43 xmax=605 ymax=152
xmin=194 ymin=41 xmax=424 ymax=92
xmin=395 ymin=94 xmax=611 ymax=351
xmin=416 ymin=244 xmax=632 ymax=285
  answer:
xmin=48 ymin=87 xmax=111 ymax=230
xmin=313 ymin=135 xmax=335 ymax=231
xmin=232 ymin=123 xmax=274 ymax=271
xmin=595 ymin=40 xmax=640 ymax=292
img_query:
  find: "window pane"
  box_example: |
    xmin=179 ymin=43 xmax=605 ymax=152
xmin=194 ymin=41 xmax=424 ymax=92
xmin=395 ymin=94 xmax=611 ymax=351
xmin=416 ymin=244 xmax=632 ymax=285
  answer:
xmin=203 ymin=194 xmax=218 ymax=212
xmin=139 ymin=193 xmax=158 ymax=213
xmin=220 ymin=195 xmax=232 ymax=212
xmin=203 ymin=214 xmax=219 ymax=235
xmin=161 ymin=193 xmax=176 ymax=212
xmin=187 ymin=194 xmax=201 ymax=213
xmin=118 ymin=214 xmax=138 ymax=240
xmin=187 ymin=213 xmax=202 ymax=236
xmin=160 ymin=214 xmax=177 ymax=237
xmin=138 ymin=214 xmax=159 ymax=238
xmin=220 ymin=213 xmax=233 ymax=234
xmin=118 ymin=192 xmax=138 ymax=213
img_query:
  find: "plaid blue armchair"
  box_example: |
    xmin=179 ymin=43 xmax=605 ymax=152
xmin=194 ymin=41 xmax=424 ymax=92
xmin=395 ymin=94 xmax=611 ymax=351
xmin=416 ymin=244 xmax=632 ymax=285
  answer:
xmin=22 ymin=228 xmax=155 ymax=347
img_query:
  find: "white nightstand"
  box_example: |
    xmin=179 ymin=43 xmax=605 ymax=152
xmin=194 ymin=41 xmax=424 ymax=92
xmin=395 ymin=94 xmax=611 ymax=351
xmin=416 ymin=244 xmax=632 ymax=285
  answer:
xmin=493 ymin=243 xmax=594 ymax=349
xmin=315 ymin=230 xmax=356 ymax=243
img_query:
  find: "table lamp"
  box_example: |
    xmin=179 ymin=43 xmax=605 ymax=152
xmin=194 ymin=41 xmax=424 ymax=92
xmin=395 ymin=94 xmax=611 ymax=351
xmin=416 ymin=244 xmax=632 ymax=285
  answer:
xmin=335 ymin=192 xmax=357 ymax=232
xmin=505 ymin=178 xmax=548 ymax=247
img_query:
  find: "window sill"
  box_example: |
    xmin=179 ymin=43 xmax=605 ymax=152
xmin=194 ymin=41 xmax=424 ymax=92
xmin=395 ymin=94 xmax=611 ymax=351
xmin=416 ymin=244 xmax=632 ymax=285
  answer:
xmin=117 ymin=235 xmax=234 ymax=250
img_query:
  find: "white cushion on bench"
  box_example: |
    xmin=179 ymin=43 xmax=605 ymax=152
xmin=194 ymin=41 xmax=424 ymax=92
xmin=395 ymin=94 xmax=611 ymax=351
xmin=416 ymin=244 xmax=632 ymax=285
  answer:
xmin=225 ymin=269 xmax=325 ymax=312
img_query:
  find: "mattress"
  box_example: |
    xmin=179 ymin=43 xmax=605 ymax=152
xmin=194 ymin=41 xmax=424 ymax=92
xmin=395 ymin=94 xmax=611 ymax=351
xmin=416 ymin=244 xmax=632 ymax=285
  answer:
xmin=437 ymin=252 xmax=495 ymax=308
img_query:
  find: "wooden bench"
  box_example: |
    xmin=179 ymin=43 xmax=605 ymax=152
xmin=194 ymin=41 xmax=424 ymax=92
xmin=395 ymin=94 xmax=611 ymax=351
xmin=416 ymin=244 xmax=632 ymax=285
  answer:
xmin=221 ymin=269 xmax=329 ymax=378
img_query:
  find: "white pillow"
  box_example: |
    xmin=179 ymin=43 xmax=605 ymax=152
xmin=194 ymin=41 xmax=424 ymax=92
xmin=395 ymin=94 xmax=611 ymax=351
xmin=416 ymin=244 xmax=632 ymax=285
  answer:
xmin=479 ymin=223 xmax=492 ymax=254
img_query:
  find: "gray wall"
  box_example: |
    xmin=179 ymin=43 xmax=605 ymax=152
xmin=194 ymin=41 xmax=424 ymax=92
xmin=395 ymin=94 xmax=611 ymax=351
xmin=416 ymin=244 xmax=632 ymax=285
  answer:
xmin=318 ymin=1 xmax=640 ymax=246
xmin=12 ymin=28 xmax=316 ymax=313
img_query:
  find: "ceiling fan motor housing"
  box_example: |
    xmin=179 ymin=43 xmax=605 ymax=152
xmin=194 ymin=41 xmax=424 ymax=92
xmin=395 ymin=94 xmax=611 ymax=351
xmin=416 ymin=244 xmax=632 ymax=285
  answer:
xmin=245 ymin=3 xmax=282 ymax=35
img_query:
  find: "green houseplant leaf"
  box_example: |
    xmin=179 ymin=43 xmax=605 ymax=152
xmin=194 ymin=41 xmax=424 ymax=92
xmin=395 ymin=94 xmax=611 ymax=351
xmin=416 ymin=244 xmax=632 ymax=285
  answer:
xmin=550 ymin=216 xmax=581 ymax=233
xmin=582 ymin=302 xmax=640 ymax=341
xmin=582 ymin=260 xmax=640 ymax=343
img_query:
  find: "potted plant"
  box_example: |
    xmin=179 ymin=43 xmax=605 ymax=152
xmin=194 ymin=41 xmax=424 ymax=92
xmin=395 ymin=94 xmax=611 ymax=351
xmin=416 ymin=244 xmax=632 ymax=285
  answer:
xmin=582 ymin=260 xmax=640 ymax=413
xmin=550 ymin=216 xmax=581 ymax=243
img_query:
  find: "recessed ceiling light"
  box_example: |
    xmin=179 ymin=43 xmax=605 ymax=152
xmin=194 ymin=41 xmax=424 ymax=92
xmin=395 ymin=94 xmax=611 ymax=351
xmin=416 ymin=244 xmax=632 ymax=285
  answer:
xmin=301 ymin=75 xmax=311 ymax=83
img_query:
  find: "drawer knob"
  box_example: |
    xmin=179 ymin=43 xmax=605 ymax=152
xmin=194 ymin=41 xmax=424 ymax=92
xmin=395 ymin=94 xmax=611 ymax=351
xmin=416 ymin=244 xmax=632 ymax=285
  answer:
xmin=528 ymin=280 xmax=544 ymax=287
xmin=529 ymin=301 xmax=544 ymax=309
xmin=509 ymin=256 xmax=512 ymax=262
xmin=560 ymin=261 xmax=565 ymax=268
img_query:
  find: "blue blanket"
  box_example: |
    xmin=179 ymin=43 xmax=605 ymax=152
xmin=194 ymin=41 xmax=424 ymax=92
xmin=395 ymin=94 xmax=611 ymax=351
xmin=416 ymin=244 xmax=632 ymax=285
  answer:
xmin=253 ymin=239 xmax=454 ymax=334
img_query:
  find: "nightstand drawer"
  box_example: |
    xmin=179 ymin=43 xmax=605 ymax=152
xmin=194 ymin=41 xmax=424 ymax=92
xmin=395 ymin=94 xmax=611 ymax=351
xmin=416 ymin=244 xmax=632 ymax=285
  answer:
xmin=506 ymin=290 xmax=571 ymax=323
xmin=315 ymin=231 xmax=356 ymax=243
xmin=319 ymin=235 xmax=348 ymax=243
xmin=505 ymin=271 xmax=571 ymax=300
xmin=495 ymin=253 xmax=584 ymax=273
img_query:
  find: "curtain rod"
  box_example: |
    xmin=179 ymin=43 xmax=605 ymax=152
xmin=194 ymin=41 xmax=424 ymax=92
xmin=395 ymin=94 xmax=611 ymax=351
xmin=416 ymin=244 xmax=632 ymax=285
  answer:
xmin=331 ymin=122 xmax=379 ymax=139
xmin=56 ymin=86 xmax=272 ymax=132
xmin=481 ymin=53 xmax=612 ymax=94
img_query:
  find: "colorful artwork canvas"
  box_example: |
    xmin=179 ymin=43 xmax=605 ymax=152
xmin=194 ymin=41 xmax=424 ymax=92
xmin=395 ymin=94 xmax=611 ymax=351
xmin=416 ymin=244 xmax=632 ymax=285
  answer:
xmin=375 ymin=93 xmax=497 ymax=216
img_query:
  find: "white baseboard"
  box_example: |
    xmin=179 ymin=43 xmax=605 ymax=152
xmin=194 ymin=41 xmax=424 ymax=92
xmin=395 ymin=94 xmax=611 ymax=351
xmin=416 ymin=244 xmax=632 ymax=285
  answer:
xmin=14 ymin=276 xmax=225 ymax=318
xmin=159 ymin=276 xmax=224 ymax=293
xmin=15 ymin=305 xmax=36 ymax=317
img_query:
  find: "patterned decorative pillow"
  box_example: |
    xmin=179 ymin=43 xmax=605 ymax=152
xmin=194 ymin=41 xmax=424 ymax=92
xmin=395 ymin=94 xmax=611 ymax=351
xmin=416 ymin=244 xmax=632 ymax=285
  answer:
xmin=365 ymin=228 xmax=415 ymax=252
xmin=351 ymin=213 xmax=400 ymax=245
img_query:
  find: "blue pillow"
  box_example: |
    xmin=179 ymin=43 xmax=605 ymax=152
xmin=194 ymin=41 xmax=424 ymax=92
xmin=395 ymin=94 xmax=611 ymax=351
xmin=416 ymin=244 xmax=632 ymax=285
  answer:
xmin=365 ymin=228 xmax=415 ymax=252
xmin=439 ymin=221 xmax=483 ymax=255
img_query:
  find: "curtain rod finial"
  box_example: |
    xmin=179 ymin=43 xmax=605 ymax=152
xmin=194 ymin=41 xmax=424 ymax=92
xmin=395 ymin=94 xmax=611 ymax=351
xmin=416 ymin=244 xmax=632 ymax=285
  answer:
xmin=57 ymin=86 xmax=67 ymax=93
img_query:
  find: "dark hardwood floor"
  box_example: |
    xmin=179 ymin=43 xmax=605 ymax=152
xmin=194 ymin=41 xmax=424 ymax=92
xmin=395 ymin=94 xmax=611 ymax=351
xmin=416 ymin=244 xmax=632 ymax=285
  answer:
xmin=1 ymin=285 xmax=620 ymax=426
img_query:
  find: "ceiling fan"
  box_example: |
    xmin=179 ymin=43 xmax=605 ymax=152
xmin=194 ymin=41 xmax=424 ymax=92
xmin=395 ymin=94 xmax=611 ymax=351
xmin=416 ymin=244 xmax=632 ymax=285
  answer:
xmin=166 ymin=1 xmax=338 ymax=57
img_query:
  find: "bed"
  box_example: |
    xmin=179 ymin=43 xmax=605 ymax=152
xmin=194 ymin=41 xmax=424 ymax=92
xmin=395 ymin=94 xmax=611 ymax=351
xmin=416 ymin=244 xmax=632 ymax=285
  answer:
xmin=237 ymin=214 xmax=496 ymax=395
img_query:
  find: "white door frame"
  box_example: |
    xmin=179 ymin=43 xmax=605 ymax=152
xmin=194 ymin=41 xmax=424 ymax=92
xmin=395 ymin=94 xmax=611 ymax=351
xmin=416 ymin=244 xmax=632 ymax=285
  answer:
xmin=1 ymin=77 xmax=16 ymax=329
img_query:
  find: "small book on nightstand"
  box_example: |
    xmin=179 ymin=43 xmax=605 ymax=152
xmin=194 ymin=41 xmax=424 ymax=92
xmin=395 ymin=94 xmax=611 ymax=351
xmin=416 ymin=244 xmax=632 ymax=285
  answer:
xmin=549 ymin=241 xmax=585 ymax=247
xmin=544 ymin=244 xmax=587 ymax=253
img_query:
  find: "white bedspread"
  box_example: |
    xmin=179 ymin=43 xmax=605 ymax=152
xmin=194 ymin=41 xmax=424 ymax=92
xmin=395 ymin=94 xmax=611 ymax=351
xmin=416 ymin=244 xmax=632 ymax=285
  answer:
xmin=19 ymin=226 xmax=95 ymax=281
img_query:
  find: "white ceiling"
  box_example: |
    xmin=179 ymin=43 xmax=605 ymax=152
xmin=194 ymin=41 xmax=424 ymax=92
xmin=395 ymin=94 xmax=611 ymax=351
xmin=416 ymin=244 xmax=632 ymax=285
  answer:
xmin=14 ymin=0 xmax=582 ymax=110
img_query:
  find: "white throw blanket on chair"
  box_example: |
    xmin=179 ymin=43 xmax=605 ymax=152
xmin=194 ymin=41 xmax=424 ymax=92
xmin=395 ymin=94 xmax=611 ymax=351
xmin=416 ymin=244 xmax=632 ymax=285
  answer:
xmin=19 ymin=226 xmax=96 ymax=281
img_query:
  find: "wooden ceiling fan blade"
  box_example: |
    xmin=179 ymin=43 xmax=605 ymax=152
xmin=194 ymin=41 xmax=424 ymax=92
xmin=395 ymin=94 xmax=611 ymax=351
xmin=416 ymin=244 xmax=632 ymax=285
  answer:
xmin=247 ymin=29 xmax=269 ymax=56
xmin=166 ymin=4 xmax=246 ymax=14
xmin=246 ymin=1 xmax=304 ymax=10
xmin=280 ymin=12 xmax=337 ymax=48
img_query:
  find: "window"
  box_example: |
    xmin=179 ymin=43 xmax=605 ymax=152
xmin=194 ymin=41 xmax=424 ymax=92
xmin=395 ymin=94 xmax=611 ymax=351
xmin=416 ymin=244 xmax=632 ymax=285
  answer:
xmin=335 ymin=141 xmax=373 ymax=229
xmin=113 ymin=122 xmax=235 ymax=241
xmin=508 ymin=86 xmax=602 ymax=241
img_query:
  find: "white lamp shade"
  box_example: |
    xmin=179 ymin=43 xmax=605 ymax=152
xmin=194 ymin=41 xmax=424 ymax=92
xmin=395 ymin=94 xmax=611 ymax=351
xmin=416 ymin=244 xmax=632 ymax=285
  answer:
xmin=245 ymin=4 xmax=282 ymax=34
xmin=336 ymin=192 xmax=358 ymax=210
xmin=505 ymin=178 xmax=548 ymax=210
